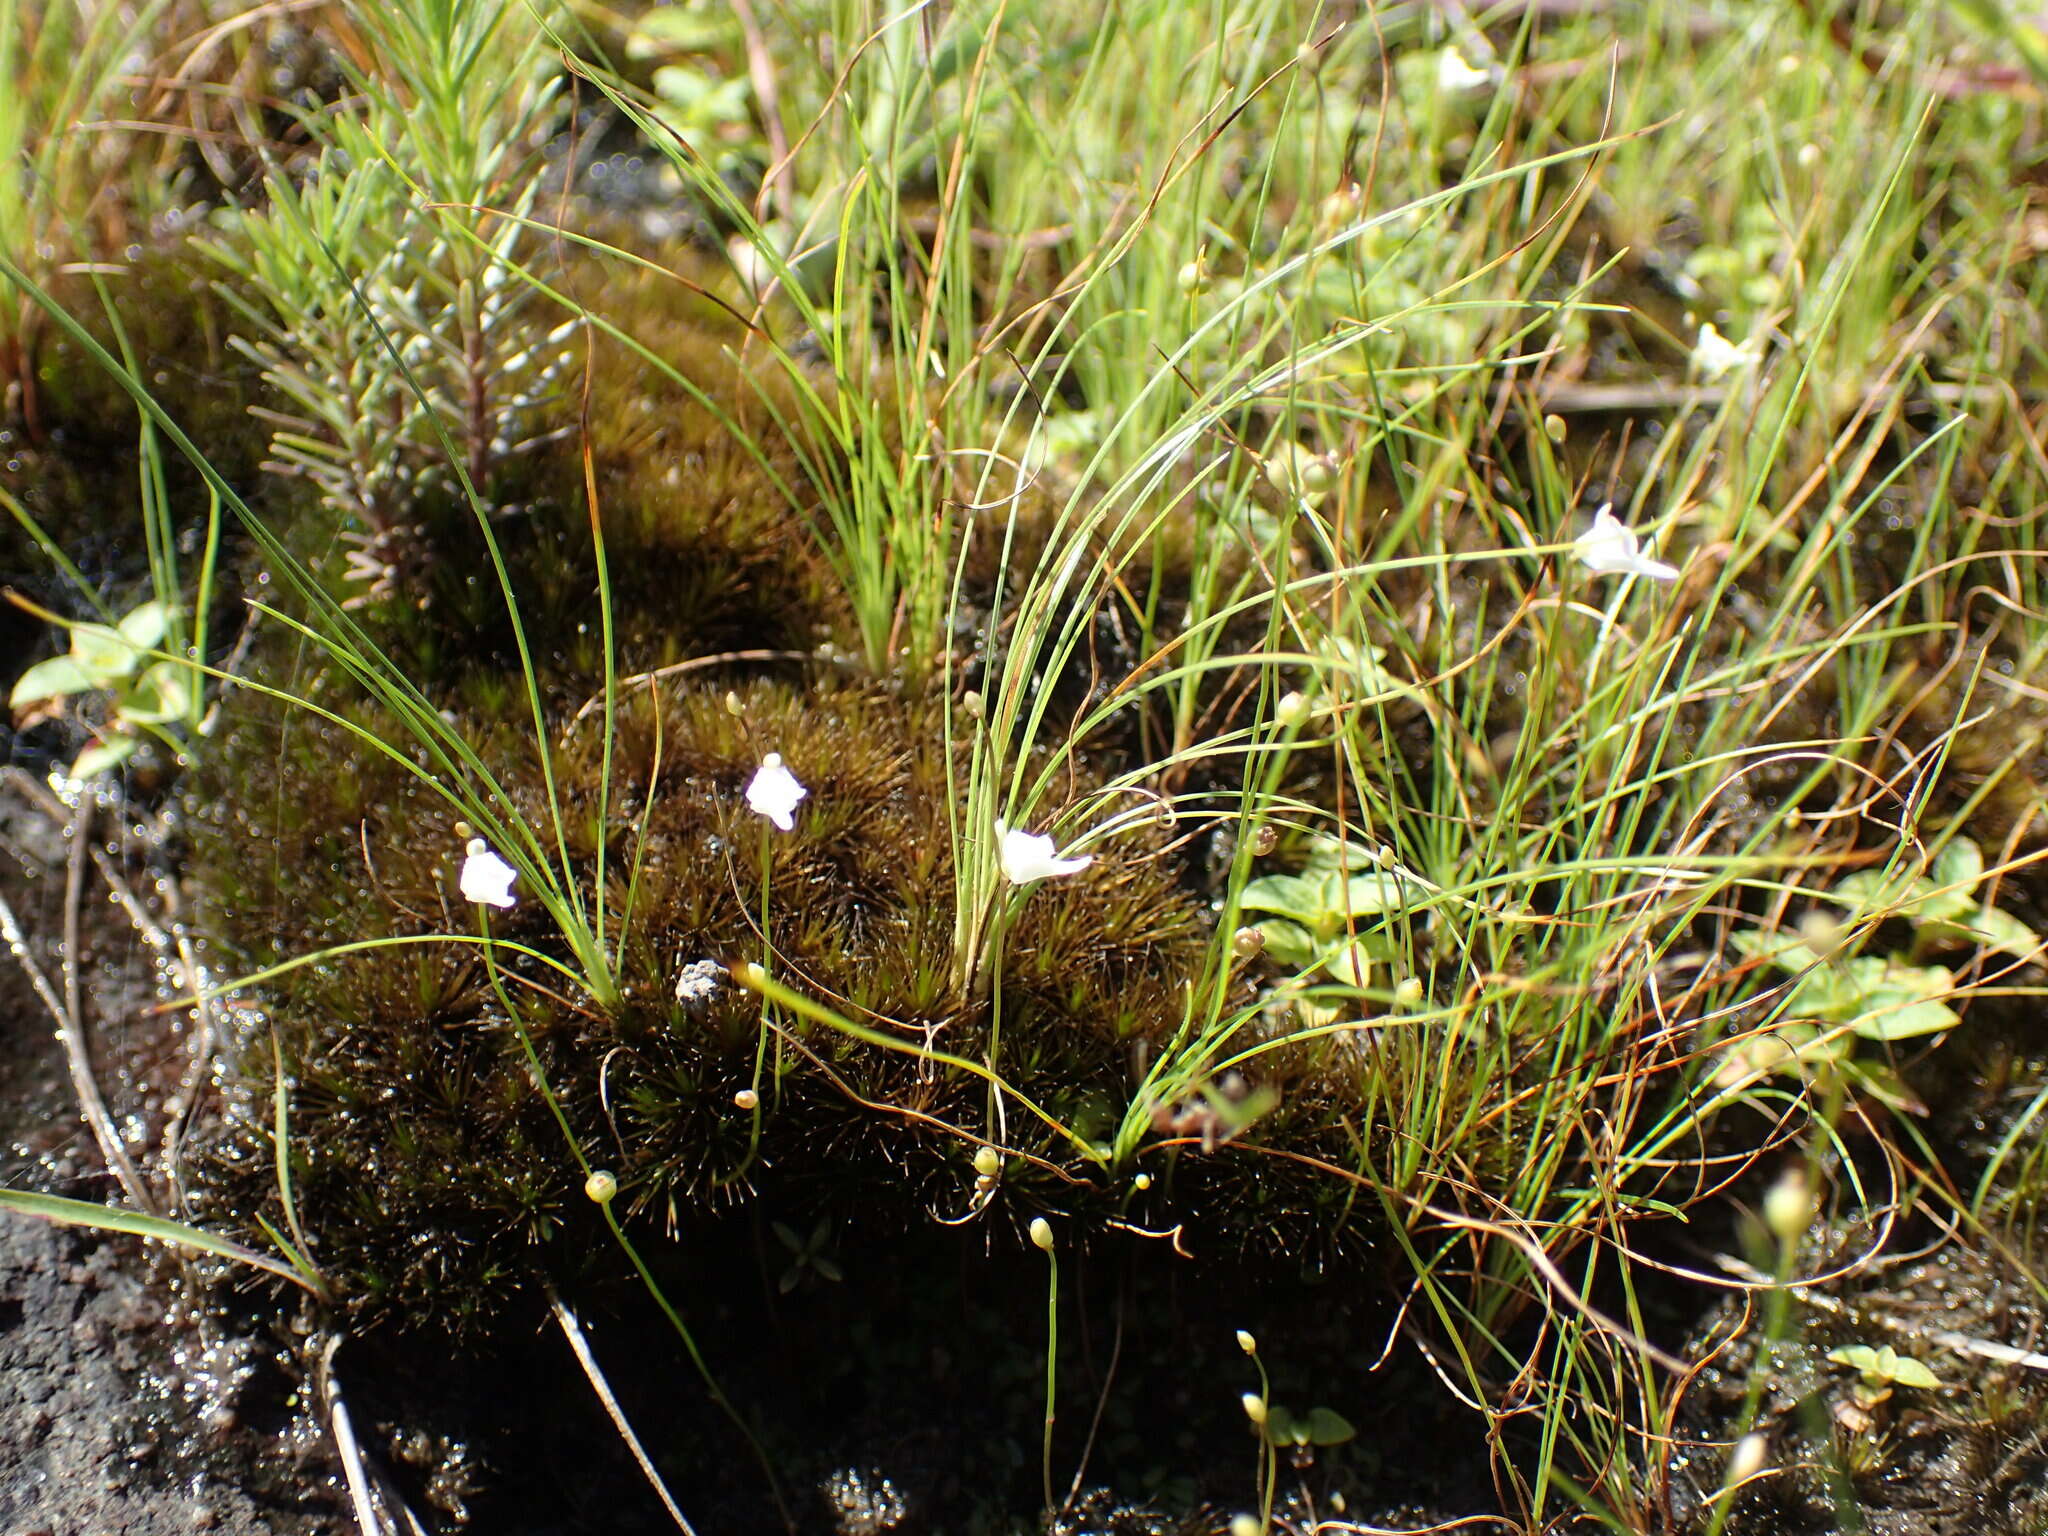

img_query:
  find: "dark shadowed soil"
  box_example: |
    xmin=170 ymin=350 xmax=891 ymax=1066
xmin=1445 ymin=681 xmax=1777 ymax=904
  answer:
xmin=0 ymin=792 xmax=341 ymax=1535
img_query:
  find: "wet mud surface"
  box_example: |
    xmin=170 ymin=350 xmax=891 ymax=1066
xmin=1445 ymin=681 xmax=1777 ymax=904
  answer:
xmin=0 ymin=797 xmax=339 ymax=1534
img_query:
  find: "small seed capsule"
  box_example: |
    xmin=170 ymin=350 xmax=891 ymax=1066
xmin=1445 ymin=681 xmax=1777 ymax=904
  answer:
xmin=584 ymin=1170 xmax=618 ymax=1205
xmin=734 ymin=1088 xmax=761 ymax=1111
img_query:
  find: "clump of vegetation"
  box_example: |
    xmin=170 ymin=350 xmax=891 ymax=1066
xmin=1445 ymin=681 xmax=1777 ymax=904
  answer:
xmin=8 ymin=0 xmax=2048 ymax=1533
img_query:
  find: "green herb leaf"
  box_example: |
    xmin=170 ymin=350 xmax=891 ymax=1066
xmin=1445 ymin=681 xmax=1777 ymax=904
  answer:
xmin=1844 ymin=960 xmax=1960 ymax=1041
xmin=1304 ymin=1407 xmax=1356 ymax=1445
xmin=71 ymin=734 xmax=140 ymax=779
xmin=69 ymin=620 xmax=144 ymax=683
xmin=8 ymin=653 xmax=94 ymax=708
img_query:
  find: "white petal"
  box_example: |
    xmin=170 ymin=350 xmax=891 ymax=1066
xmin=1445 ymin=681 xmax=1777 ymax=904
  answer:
xmin=1690 ymin=322 xmax=1760 ymax=384
xmin=1573 ymin=506 xmax=1680 ymax=582
xmin=745 ymin=752 xmax=808 ymax=832
xmin=459 ymin=838 xmax=519 ymax=908
xmin=1436 ymin=48 xmax=1491 ymax=93
xmin=997 ymin=818 xmax=1094 ymax=884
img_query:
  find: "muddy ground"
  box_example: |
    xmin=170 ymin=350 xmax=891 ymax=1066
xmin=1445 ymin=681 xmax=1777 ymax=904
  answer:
xmin=0 ymin=794 xmax=341 ymax=1534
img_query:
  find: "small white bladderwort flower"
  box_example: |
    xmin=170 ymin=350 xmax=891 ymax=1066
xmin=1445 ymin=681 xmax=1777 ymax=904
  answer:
xmin=745 ymin=752 xmax=808 ymax=832
xmin=995 ymin=818 xmax=1093 ymax=884
xmin=1573 ymin=504 xmax=1681 ymax=583
xmin=459 ymin=838 xmax=518 ymax=909
xmin=1436 ymin=47 xmax=1491 ymax=94
xmin=1690 ymin=321 xmax=1762 ymax=383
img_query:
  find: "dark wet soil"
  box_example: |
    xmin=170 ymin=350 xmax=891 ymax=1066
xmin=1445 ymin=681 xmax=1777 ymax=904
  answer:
xmin=0 ymin=797 xmax=342 ymax=1534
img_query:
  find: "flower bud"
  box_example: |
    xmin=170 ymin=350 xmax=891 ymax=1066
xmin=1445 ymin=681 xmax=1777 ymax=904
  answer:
xmin=1230 ymin=1517 xmax=1262 ymax=1536
xmin=1727 ymin=1431 xmax=1769 ymax=1485
xmin=1177 ymin=255 xmax=1212 ymax=296
xmin=1132 ymin=1171 xmax=1152 ymax=1191
xmin=1029 ymin=1217 xmax=1055 ymax=1252
xmin=734 ymin=1088 xmax=760 ymax=1111
xmin=584 ymin=1169 xmax=618 ymax=1204
xmin=1275 ymin=691 xmax=1311 ymax=729
xmin=1236 ymin=1329 xmax=1257 ymax=1355
xmin=1231 ymin=926 xmax=1265 ymax=960
xmin=1762 ymin=1166 xmax=1814 ymax=1247
xmin=1394 ymin=976 xmax=1425 ymax=1008
xmin=1543 ymin=412 xmax=1567 ymax=444
xmin=1241 ymin=1392 xmax=1267 ymax=1425
xmin=962 ymin=689 xmax=984 ymax=720
xmin=973 ymin=1145 xmax=1001 ymax=1179
xmin=724 ymin=690 xmax=745 ymax=717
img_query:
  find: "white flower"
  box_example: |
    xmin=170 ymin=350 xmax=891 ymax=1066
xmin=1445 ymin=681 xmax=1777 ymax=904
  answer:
xmin=1573 ymin=504 xmax=1681 ymax=583
xmin=744 ymin=752 xmax=808 ymax=832
xmin=1436 ymin=47 xmax=1491 ymax=94
xmin=1690 ymin=321 xmax=1761 ymax=383
xmin=996 ymin=818 xmax=1093 ymax=884
xmin=459 ymin=838 xmax=518 ymax=909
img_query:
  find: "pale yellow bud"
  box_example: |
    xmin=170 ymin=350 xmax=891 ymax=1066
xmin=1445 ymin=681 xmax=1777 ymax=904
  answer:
xmin=1236 ymin=1329 xmax=1257 ymax=1355
xmin=584 ymin=1169 xmax=618 ymax=1204
xmin=1762 ymin=1165 xmax=1815 ymax=1247
xmin=1727 ymin=1431 xmax=1769 ymax=1485
xmin=1029 ymin=1217 xmax=1055 ymax=1252
xmin=1241 ymin=1392 xmax=1267 ymax=1425
xmin=973 ymin=1145 xmax=1002 ymax=1179
xmin=1275 ymin=691 xmax=1311 ymax=729
xmin=734 ymin=1088 xmax=760 ymax=1111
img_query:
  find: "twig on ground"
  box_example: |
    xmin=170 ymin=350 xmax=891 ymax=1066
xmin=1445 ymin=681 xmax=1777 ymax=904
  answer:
xmin=57 ymin=797 xmax=160 ymax=1213
xmin=320 ymin=1336 xmax=394 ymax=1536
xmin=549 ymin=1285 xmax=700 ymax=1536
xmin=0 ymin=785 xmax=159 ymax=1214
xmin=565 ymin=648 xmax=811 ymax=729
xmin=3 ymin=768 xmax=220 ymax=1203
